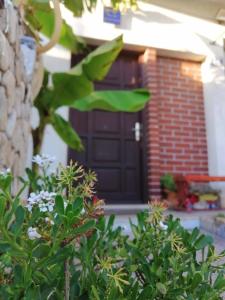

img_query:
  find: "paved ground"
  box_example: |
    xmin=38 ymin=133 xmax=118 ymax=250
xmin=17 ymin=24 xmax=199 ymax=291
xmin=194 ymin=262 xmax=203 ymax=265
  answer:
xmin=112 ymin=211 xmax=225 ymax=252
xmin=209 ymin=231 xmax=225 ymax=253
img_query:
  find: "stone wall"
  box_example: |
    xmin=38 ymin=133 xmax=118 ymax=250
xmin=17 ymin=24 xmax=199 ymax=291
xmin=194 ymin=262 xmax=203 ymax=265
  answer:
xmin=0 ymin=5 xmax=33 ymax=190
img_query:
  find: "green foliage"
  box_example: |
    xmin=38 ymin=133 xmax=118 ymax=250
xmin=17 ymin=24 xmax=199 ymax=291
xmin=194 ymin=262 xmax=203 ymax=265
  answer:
xmin=51 ymin=35 xmax=124 ymax=108
xmin=24 ymin=0 xmax=137 ymax=53
xmin=33 ymin=36 xmax=150 ymax=153
xmin=69 ymin=201 xmax=225 ymax=299
xmin=23 ymin=0 xmax=150 ymax=156
xmin=71 ymin=89 xmax=151 ymax=112
xmin=25 ymin=0 xmax=85 ymax=53
xmin=0 ymin=159 xmax=99 ymax=299
xmin=0 ymin=161 xmax=225 ymax=299
xmin=51 ymin=113 xmax=84 ymax=151
xmin=160 ymin=173 xmax=177 ymax=192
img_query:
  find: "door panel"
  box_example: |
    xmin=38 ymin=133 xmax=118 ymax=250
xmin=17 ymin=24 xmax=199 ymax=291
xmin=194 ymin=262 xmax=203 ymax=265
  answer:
xmin=69 ymin=51 xmax=145 ymax=204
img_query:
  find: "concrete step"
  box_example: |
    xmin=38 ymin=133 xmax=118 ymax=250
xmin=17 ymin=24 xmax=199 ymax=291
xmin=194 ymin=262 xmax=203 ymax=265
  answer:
xmin=105 ymin=205 xmax=225 ymax=232
xmin=112 ymin=214 xmax=199 ymax=235
xmin=105 ymin=204 xmax=148 ymax=215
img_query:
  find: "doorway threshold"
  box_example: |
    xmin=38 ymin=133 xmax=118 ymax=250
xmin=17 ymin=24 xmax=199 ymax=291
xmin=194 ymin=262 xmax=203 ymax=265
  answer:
xmin=105 ymin=205 xmax=215 ymax=230
xmin=105 ymin=204 xmax=149 ymax=215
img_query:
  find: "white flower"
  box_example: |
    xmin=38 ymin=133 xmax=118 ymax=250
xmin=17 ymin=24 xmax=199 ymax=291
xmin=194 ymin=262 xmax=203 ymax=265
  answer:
xmin=45 ymin=217 xmax=54 ymax=225
xmin=0 ymin=168 xmax=11 ymax=177
xmin=39 ymin=205 xmax=48 ymax=212
xmin=159 ymin=221 xmax=168 ymax=230
xmin=4 ymin=267 xmax=12 ymax=275
xmin=27 ymin=227 xmax=41 ymax=240
xmin=48 ymin=204 xmax=54 ymax=212
xmin=26 ymin=191 xmax=56 ymax=212
xmin=32 ymin=154 xmax=56 ymax=168
xmin=26 ymin=204 xmax=33 ymax=212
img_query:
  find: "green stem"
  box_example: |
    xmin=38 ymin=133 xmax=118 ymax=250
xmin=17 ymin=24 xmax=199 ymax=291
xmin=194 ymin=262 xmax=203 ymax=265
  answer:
xmin=0 ymin=224 xmax=24 ymax=253
xmin=64 ymin=258 xmax=70 ymax=300
xmin=32 ymin=118 xmax=46 ymax=157
xmin=32 ymin=114 xmax=50 ymax=174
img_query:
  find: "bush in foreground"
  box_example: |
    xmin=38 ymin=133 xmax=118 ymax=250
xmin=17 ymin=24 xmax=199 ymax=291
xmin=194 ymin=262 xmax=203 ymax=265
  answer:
xmin=0 ymin=157 xmax=225 ymax=299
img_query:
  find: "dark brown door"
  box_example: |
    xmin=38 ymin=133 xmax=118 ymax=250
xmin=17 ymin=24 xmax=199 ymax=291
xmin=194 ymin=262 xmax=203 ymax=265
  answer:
xmin=69 ymin=52 xmax=146 ymax=204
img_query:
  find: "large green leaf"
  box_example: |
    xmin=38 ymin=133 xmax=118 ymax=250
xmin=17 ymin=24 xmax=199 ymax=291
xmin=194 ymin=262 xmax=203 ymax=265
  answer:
xmin=51 ymin=36 xmax=123 ymax=108
xmin=70 ymin=89 xmax=150 ymax=112
xmin=34 ymin=71 xmax=55 ymax=113
xmin=50 ymin=113 xmax=84 ymax=151
xmin=63 ymin=0 xmax=84 ymax=17
xmin=25 ymin=0 xmax=85 ymax=53
xmin=55 ymin=195 xmax=65 ymax=215
xmin=52 ymin=73 xmax=94 ymax=108
xmin=194 ymin=234 xmax=213 ymax=250
xmin=71 ymin=35 xmax=123 ymax=81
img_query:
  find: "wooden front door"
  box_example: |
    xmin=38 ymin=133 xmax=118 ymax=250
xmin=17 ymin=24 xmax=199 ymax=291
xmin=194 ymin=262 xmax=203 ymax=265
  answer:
xmin=69 ymin=52 xmax=146 ymax=204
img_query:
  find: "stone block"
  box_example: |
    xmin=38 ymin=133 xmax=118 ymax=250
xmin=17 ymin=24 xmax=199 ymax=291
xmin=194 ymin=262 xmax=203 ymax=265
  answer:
xmin=9 ymin=44 xmax=15 ymax=73
xmin=0 ymin=86 xmax=7 ymax=131
xmin=0 ymin=133 xmax=10 ymax=166
xmin=2 ymin=69 xmax=15 ymax=112
xmin=0 ymin=31 xmax=10 ymax=71
xmin=6 ymin=110 xmax=17 ymax=138
xmin=7 ymin=6 xmax=17 ymax=45
xmin=0 ymin=10 xmax=7 ymax=33
xmin=5 ymin=146 xmax=15 ymax=168
xmin=15 ymin=58 xmax=22 ymax=84
xmin=11 ymin=121 xmax=21 ymax=151
xmin=0 ymin=6 xmax=33 ymax=180
xmin=21 ymin=102 xmax=32 ymax=120
xmin=16 ymin=82 xmax=25 ymax=102
xmin=21 ymin=119 xmax=30 ymax=139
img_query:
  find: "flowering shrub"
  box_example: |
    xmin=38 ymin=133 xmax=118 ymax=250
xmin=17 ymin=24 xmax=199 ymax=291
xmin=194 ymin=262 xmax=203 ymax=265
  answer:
xmin=76 ymin=201 xmax=225 ymax=299
xmin=0 ymin=157 xmax=225 ymax=299
xmin=0 ymin=156 xmax=102 ymax=299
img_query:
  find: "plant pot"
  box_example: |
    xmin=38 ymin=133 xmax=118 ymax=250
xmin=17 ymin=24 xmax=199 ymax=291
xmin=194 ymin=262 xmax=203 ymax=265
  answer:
xmin=164 ymin=189 xmax=179 ymax=208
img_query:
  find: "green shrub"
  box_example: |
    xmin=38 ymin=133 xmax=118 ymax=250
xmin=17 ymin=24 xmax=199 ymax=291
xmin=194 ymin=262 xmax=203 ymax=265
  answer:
xmin=160 ymin=173 xmax=177 ymax=192
xmin=0 ymin=158 xmax=225 ymax=299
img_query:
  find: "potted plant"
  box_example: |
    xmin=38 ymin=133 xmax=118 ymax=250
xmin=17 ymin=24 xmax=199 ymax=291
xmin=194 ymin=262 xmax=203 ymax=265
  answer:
xmin=160 ymin=173 xmax=178 ymax=208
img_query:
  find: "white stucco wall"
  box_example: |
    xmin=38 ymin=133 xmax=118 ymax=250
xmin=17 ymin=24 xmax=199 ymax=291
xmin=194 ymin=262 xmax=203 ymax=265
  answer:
xmin=42 ymin=45 xmax=71 ymax=167
xmin=44 ymin=1 xmax=225 ymax=200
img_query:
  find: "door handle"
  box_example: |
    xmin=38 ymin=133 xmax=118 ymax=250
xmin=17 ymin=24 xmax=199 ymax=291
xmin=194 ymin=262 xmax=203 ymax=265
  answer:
xmin=132 ymin=122 xmax=141 ymax=142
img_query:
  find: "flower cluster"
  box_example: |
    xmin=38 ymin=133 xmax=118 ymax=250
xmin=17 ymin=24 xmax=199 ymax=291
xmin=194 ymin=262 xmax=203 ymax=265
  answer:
xmin=0 ymin=168 xmax=11 ymax=177
xmin=27 ymin=227 xmax=41 ymax=240
xmin=45 ymin=217 xmax=54 ymax=225
xmin=0 ymin=263 xmax=12 ymax=275
xmin=26 ymin=191 xmax=56 ymax=212
xmin=32 ymin=154 xmax=56 ymax=168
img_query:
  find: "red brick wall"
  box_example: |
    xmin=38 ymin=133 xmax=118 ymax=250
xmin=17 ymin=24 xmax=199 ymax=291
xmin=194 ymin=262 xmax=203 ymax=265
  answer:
xmin=141 ymin=49 xmax=208 ymax=199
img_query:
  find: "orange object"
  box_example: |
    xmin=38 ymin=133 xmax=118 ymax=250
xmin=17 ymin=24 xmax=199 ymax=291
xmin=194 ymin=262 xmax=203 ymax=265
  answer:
xmin=184 ymin=175 xmax=225 ymax=183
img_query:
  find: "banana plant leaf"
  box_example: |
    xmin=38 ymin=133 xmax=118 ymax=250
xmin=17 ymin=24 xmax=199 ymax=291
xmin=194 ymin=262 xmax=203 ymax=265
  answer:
xmin=70 ymin=35 xmax=123 ymax=81
xmin=25 ymin=0 xmax=85 ymax=53
xmin=70 ymin=89 xmax=150 ymax=112
xmin=51 ymin=113 xmax=84 ymax=151
xmin=34 ymin=35 xmax=150 ymax=152
xmin=51 ymin=35 xmax=123 ymax=108
xmin=63 ymin=0 xmax=85 ymax=17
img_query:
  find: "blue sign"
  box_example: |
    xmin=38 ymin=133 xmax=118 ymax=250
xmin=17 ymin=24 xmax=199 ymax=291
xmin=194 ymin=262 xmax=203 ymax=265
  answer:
xmin=104 ymin=7 xmax=121 ymax=25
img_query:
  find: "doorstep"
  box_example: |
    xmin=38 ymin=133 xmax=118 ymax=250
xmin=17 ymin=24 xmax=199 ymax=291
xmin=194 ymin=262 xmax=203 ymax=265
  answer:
xmin=105 ymin=204 xmax=148 ymax=215
xmin=105 ymin=205 xmax=224 ymax=231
